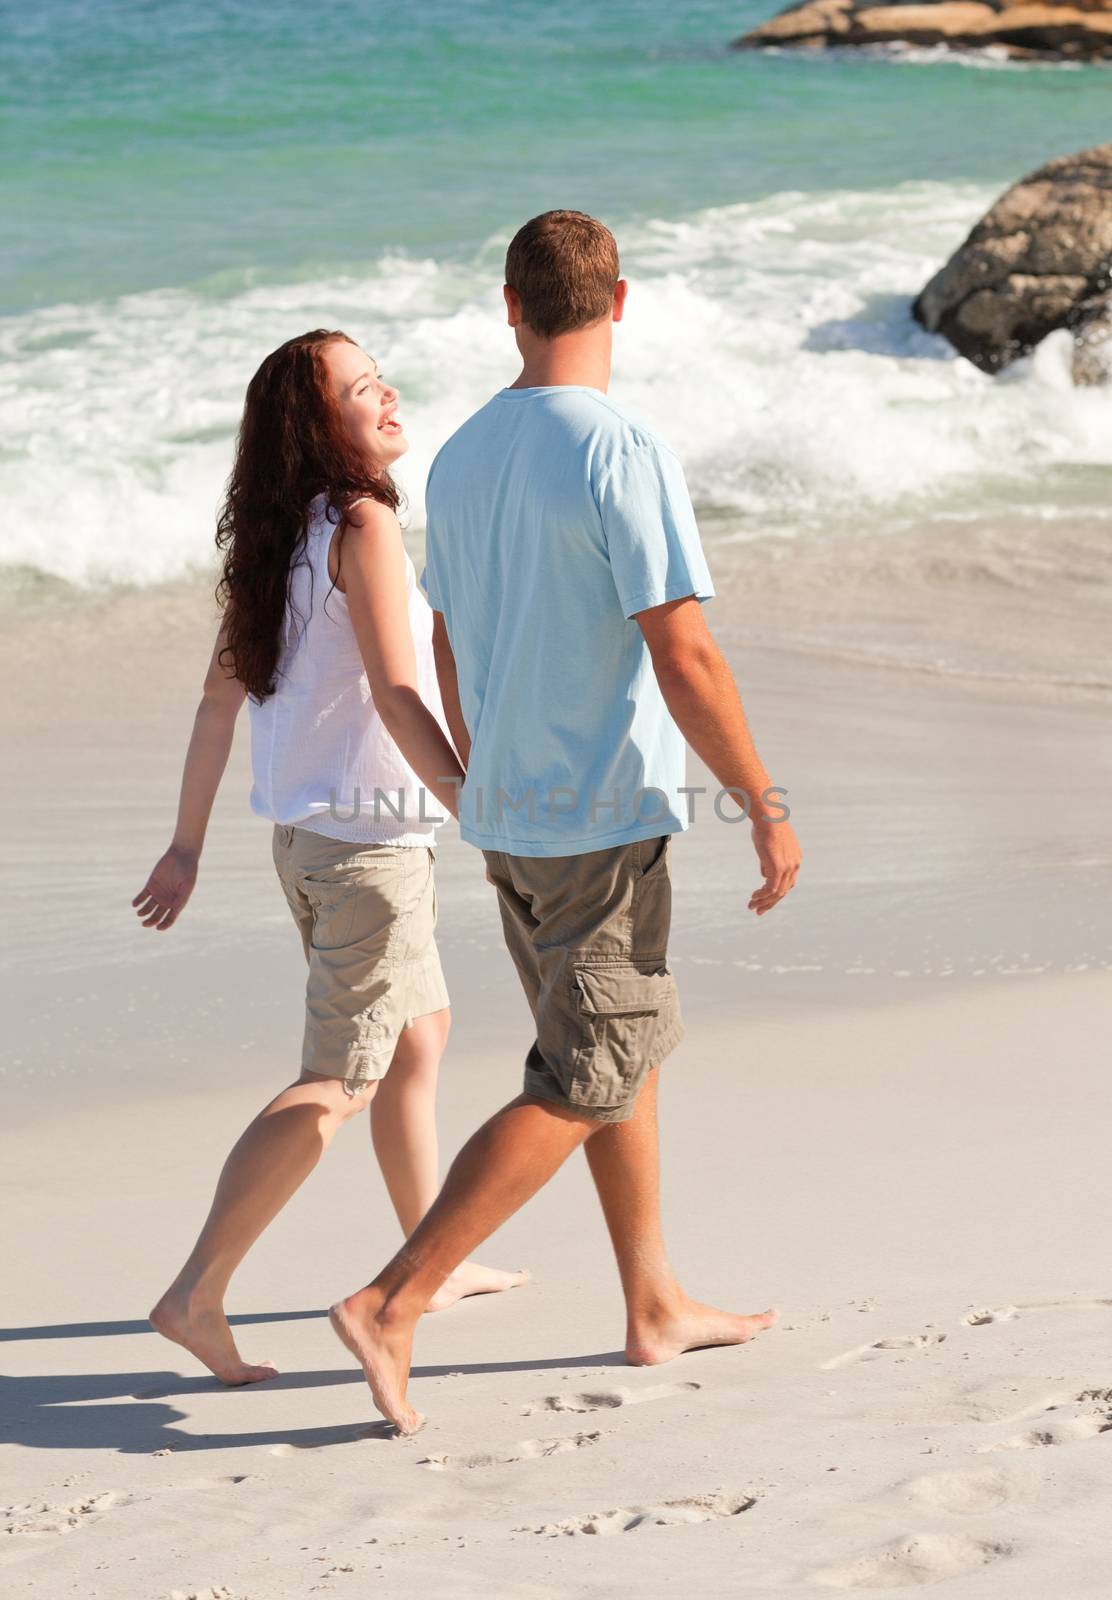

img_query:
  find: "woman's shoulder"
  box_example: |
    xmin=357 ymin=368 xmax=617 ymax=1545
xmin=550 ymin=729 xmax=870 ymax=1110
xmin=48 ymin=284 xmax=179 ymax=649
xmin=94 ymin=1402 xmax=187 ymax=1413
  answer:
xmin=307 ymin=492 xmax=398 ymax=533
xmin=344 ymin=495 xmax=401 ymax=535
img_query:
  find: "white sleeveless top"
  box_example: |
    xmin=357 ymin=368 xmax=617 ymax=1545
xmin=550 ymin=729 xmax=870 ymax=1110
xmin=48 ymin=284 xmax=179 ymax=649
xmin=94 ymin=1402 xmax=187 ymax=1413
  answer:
xmin=247 ymin=494 xmax=450 ymax=845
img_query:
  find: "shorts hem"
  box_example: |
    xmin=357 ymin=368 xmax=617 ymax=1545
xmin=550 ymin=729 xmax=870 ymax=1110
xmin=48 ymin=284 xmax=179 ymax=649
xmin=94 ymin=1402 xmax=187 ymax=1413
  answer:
xmin=521 ymin=1013 xmax=684 ymax=1124
xmin=521 ymin=1075 xmax=632 ymax=1124
xmin=300 ymin=1058 xmax=391 ymax=1094
xmin=400 ymin=952 xmax=451 ymax=1027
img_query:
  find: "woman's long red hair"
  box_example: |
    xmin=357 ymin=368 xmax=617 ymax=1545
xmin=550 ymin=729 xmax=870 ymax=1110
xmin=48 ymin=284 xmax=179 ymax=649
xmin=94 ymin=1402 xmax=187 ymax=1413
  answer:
xmin=215 ymin=329 xmax=400 ymax=700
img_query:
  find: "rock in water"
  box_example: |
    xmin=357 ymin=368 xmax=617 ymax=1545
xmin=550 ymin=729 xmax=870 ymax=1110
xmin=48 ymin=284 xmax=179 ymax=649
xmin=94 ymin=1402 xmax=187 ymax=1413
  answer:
xmin=910 ymin=144 xmax=1112 ymax=377
xmin=734 ymin=0 xmax=1112 ymax=61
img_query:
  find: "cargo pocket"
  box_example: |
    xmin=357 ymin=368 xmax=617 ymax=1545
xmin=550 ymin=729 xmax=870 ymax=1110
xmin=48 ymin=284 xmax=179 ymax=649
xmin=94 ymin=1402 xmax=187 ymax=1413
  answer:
xmin=567 ymin=960 xmax=677 ymax=1110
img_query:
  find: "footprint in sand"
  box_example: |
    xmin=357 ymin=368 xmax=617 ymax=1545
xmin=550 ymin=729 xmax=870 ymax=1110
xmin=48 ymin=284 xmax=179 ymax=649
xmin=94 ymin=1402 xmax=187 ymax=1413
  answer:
xmin=962 ymin=1298 xmax=1112 ymax=1328
xmin=177 ymin=1475 xmax=254 ymax=1494
xmin=168 ymin=1589 xmax=241 ymax=1600
xmin=522 ymin=1380 xmax=700 ymax=1416
xmin=976 ymin=1388 xmax=1112 ymax=1453
xmin=419 ymin=1431 xmax=604 ymax=1471
xmin=821 ymin=1334 xmax=947 ymax=1372
xmin=811 ymin=1532 xmax=1011 ymax=1589
xmin=269 ymin=1423 xmax=394 ymax=1455
xmin=2 ymin=1490 xmax=141 ymax=1537
xmin=518 ymin=1490 xmax=756 ymax=1537
xmin=961 ymin=1306 xmax=1019 ymax=1326
xmin=900 ymin=1464 xmax=1019 ymax=1516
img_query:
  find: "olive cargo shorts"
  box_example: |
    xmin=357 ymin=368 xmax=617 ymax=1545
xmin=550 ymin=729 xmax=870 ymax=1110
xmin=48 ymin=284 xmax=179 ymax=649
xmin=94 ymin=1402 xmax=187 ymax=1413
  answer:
xmin=273 ymin=825 xmax=450 ymax=1093
xmin=482 ymin=834 xmax=684 ymax=1124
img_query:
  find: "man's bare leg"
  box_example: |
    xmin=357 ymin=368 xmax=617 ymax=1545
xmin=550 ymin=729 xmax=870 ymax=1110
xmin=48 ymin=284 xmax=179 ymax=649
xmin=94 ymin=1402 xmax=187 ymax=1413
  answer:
xmin=583 ymin=1066 xmax=778 ymax=1364
xmin=330 ymin=1093 xmax=592 ymax=1434
xmin=150 ymin=1072 xmax=376 ymax=1383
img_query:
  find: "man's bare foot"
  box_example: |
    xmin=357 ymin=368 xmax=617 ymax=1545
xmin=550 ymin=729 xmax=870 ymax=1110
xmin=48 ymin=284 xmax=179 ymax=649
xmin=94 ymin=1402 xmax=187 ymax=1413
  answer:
xmin=149 ymin=1289 xmax=278 ymax=1386
xmin=425 ymin=1261 xmax=530 ymax=1313
xmin=329 ymin=1289 xmax=425 ymax=1436
xmin=625 ymin=1298 xmax=779 ymax=1366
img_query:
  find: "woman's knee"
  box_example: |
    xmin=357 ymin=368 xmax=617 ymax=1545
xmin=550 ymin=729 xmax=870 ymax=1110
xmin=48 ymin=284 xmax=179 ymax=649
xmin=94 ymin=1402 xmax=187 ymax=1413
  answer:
xmin=298 ymin=1068 xmax=377 ymax=1117
xmin=341 ymin=1080 xmax=378 ymax=1117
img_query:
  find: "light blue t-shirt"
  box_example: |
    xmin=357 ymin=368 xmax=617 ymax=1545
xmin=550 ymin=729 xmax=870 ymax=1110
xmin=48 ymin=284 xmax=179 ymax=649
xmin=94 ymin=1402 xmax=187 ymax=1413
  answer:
xmin=419 ymin=385 xmax=715 ymax=857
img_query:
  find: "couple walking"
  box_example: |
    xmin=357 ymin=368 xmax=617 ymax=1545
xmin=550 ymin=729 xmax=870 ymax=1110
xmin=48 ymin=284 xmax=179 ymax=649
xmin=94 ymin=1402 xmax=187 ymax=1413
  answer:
xmin=134 ymin=210 xmax=801 ymax=1435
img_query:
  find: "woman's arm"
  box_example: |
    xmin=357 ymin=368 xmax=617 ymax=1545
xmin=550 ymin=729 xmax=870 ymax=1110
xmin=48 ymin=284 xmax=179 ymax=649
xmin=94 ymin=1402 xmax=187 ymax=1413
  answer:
xmin=132 ymin=622 xmax=246 ymax=930
xmin=337 ymin=501 xmax=465 ymax=820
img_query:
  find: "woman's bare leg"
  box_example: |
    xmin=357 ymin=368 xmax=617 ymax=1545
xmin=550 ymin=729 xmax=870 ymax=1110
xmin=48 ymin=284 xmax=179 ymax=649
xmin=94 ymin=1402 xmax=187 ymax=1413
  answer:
xmin=369 ymin=1008 xmax=529 ymax=1310
xmin=150 ymin=1071 xmax=377 ymax=1383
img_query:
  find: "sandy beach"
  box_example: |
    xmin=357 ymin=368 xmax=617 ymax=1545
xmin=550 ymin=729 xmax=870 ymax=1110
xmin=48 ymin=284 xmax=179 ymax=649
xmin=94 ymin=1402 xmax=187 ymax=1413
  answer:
xmin=3 ymin=573 xmax=1110 ymax=1598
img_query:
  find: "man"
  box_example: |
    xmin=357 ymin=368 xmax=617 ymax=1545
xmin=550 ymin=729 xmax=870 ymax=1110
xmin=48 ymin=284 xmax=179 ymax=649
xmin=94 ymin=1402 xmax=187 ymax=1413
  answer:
xmin=331 ymin=210 xmax=801 ymax=1434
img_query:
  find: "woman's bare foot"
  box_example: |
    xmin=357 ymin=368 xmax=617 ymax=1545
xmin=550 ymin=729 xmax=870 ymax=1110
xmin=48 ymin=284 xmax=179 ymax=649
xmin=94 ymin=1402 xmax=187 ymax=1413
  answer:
xmin=625 ymin=1298 xmax=779 ymax=1366
xmin=425 ymin=1261 xmax=530 ymax=1313
xmin=149 ymin=1289 xmax=278 ymax=1386
xmin=329 ymin=1289 xmax=425 ymax=1436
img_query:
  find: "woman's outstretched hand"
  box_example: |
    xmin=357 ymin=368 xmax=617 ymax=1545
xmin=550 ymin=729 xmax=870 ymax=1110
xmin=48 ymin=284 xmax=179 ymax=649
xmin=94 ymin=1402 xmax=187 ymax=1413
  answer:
xmin=132 ymin=845 xmax=199 ymax=930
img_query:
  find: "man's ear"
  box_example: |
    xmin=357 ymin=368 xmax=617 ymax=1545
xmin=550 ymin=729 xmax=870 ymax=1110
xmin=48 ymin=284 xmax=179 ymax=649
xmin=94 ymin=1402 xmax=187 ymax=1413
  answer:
xmin=612 ymin=278 xmax=628 ymax=323
xmin=504 ymin=284 xmax=522 ymax=327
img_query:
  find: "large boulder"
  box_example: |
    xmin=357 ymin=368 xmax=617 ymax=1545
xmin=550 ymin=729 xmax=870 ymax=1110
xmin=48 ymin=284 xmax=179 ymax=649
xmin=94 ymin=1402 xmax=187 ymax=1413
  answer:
xmin=734 ymin=0 xmax=1112 ymax=60
xmin=911 ymin=144 xmax=1112 ymax=377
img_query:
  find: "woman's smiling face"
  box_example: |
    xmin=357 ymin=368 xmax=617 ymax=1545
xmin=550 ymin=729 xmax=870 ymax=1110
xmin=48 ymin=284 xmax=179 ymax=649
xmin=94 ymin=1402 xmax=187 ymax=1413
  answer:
xmin=324 ymin=339 xmax=408 ymax=471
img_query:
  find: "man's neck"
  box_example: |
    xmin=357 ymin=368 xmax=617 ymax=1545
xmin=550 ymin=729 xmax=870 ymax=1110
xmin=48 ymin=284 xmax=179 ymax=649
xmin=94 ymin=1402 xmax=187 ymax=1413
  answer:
xmin=509 ymin=329 xmax=612 ymax=393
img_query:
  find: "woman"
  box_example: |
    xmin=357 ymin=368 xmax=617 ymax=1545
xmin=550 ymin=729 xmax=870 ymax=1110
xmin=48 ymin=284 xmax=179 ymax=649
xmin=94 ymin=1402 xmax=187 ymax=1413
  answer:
xmin=133 ymin=330 xmax=526 ymax=1385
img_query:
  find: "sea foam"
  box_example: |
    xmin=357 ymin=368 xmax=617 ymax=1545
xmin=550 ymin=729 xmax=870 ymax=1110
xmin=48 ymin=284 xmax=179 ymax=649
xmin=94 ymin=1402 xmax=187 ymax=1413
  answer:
xmin=2 ymin=182 xmax=1111 ymax=591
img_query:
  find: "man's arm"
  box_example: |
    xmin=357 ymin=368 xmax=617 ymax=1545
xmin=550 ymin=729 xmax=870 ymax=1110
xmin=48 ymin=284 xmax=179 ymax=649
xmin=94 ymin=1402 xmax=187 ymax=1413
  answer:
xmin=636 ymin=596 xmax=801 ymax=916
xmin=431 ymin=610 xmax=471 ymax=768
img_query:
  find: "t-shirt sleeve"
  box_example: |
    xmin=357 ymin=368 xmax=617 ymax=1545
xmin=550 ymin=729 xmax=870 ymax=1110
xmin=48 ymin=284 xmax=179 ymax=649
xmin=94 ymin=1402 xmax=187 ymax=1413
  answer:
xmin=595 ymin=438 xmax=715 ymax=619
xmin=419 ymin=457 xmax=445 ymax=611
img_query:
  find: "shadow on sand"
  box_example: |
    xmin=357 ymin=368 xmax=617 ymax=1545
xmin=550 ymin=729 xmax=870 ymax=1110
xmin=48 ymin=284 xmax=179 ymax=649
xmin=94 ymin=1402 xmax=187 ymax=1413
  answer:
xmin=1 ymin=1311 xmax=628 ymax=1455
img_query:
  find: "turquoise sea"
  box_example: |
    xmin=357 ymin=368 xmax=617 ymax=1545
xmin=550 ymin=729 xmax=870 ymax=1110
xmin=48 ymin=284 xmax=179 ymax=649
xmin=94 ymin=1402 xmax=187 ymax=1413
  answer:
xmin=3 ymin=0 xmax=1111 ymax=675
xmin=7 ymin=0 xmax=1112 ymax=310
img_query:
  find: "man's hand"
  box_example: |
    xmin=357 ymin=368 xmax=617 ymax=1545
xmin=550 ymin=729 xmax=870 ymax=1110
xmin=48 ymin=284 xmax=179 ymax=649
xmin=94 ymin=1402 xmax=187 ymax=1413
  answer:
xmin=747 ymin=816 xmax=801 ymax=917
xmin=132 ymin=845 xmax=199 ymax=930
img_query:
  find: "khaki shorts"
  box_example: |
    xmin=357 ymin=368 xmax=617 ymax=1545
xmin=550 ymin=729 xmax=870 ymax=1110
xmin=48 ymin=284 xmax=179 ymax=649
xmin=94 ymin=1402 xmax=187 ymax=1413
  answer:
xmin=482 ymin=834 xmax=684 ymax=1125
xmin=272 ymin=825 xmax=450 ymax=1093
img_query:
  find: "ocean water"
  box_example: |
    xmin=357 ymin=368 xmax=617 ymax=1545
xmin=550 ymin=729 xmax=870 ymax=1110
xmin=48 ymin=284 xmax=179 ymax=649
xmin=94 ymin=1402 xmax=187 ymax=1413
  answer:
xmin=3 ymin=0 xmax=1111 ymax=681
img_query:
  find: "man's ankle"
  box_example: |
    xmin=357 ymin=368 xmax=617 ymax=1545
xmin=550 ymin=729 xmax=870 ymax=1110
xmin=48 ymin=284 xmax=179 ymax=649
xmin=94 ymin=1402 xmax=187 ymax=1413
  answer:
xmin=363 ymin=1277 xmax=435 ymax=1328
xmin=626 ymin=1283 xmax=685 ymax=1324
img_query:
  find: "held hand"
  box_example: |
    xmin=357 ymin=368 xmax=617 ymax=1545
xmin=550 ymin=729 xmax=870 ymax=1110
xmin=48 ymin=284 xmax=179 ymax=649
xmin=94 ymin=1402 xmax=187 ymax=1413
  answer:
xmin=132 ymin=845 xmax=199 ymax=931
xmin=748 ymin=815 xmax=801 ymax=917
